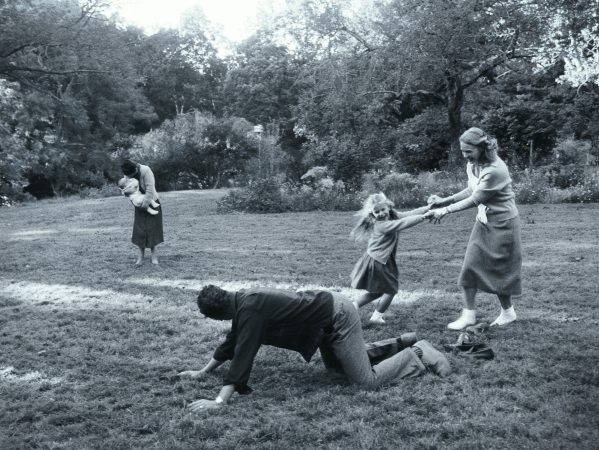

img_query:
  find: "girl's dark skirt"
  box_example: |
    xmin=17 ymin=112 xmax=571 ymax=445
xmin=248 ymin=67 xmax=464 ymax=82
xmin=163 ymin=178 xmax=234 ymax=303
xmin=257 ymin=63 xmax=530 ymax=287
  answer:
xmin=350 ymin=251 xmax=399 ymax=295
xmin=131 ymin=200 xmax=164 ymax=249
xmin=458 ymin=216 xmax=522 ymax=295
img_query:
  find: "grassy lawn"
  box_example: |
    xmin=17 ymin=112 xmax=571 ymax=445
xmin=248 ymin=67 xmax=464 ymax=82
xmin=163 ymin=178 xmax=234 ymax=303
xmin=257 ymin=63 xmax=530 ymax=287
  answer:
xmin=1 ymin=191 xmax=598 ymax=449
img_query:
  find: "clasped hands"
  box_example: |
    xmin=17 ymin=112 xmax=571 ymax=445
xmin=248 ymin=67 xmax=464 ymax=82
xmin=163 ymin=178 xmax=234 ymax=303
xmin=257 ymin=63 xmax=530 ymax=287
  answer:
xmin=424 ymin=195 xmax=449 ymax=224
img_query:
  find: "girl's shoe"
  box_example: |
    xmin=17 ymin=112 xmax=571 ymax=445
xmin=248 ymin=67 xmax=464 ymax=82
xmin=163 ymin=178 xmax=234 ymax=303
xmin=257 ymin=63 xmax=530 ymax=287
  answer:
xmin=370 ymin=310 xmax=385 ymax=324
xmin=447 ymin=309 xmax=476 ymax=330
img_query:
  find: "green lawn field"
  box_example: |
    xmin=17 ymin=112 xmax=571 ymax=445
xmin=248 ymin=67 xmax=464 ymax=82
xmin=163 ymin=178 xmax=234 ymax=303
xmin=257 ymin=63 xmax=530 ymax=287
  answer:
xmin=1 ymin=191 xmax=598 ymax=449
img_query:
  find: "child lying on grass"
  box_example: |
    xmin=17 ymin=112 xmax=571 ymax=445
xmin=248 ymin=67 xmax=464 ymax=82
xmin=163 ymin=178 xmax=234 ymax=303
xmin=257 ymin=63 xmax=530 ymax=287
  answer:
xmin=117 ymin=177 xmax=161 ymax=215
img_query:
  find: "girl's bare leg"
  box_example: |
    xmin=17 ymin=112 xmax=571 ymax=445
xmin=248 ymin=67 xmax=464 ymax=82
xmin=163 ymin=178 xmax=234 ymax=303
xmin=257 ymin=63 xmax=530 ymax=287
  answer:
xmin=354 ymin=292 xmax=382 ymax=309
xmin=151 ymin=246 xmax=158 ymax=265
xmin=375 ymin=293 xmax=394 ymax=313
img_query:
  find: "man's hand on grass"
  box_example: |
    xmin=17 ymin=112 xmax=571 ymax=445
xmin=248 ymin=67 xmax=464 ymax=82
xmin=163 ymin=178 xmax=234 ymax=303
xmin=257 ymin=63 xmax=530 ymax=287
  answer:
xmin=189 ymin=399 xmax=222 ymax=412
xmin=178 ymin=370 xmax=206 ymax=379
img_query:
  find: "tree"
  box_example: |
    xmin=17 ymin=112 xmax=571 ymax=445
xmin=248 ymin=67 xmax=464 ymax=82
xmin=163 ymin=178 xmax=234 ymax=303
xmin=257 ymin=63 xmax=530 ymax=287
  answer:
xmin=532 ymin=0 xmax=599 ymax=88
xmin=283 ymin=0 xmax=545 ymax=166
xmin=135 ymin=24 xmax=226 ymax=122
xmin=365 ymin=0 xmax=543 ymax=164
xmin=0 ymin=0 xmax=110 ymax=96
xmin=0 ymin=0 xmax=158 ymax=197
xmin=0 ymin=79 xmax=33 ymax=198
xmin=223 ymin=32 xmax=302 ymax=124
xmin=129 ymin=112 xmax=257 ymax=189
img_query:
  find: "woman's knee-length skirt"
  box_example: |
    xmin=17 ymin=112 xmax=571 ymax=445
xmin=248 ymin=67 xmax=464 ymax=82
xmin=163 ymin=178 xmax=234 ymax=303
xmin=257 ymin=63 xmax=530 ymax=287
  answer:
xmin=350 ymin=251 xmax=399 ymax=295
xmin=458 ymin=216 xmax=522 ymax=295
xmin=131 ymin=200 xmax=164 ymax=249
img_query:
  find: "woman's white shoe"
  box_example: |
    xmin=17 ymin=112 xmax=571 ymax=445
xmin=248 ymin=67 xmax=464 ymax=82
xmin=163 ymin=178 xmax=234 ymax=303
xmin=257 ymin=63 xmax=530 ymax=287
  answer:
xmin=447 ymin=309 xmax=476 ymax=330
xmin=490 ymin=307 xmax=517 ymax=326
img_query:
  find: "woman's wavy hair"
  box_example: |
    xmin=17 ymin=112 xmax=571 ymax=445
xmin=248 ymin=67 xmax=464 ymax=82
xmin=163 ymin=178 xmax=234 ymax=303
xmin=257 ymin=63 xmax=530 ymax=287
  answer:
xmin=351 ymin=192 xmax=399 ymax=242
xmin=459 ymin=127 xmax=499 ymax=164
xmin=196 ymin=285 xmax=231 ymax=319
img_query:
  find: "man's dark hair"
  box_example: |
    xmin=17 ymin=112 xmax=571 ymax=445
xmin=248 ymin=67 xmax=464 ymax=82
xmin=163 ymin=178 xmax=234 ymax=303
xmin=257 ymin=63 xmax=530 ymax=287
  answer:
xmin=197 ymin=285 xmax=231 ymax=319
xmin=121 ymin=159 xmax=137 ymax=177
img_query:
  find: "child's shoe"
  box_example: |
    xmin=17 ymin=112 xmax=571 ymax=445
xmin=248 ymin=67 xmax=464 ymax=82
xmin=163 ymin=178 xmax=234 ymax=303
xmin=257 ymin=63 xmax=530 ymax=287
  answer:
xmin=490 ymin=306 xmax=517 ymax=327
xmin=369 ymin=310 xmax=385 ymax=324
xmin=447 ymin=309 xmax=476 ymax=330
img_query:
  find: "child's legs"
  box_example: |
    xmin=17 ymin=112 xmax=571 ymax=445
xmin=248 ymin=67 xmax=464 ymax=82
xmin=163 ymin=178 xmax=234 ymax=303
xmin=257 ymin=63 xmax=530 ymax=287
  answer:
xmin=375 ymin=293 xmax=394 ymax=313
xmin=146 ymin=207 xmax=159 ymax=215
xmin=149 ymin=199 xmax=160 ymax=208
xmin=355 ymin=292 xmax=383 ymax=308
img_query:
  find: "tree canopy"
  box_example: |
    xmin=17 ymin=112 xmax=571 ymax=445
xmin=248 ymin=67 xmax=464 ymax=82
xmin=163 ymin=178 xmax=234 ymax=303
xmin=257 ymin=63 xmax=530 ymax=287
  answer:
xmin=0 ymin=0 xmax=597 ymax=201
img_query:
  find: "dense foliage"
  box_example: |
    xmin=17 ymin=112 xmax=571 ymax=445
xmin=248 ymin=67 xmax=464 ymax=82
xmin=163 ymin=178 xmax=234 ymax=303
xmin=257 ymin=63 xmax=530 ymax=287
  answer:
xmin=1 ymin=0 xmax=598 ymax=205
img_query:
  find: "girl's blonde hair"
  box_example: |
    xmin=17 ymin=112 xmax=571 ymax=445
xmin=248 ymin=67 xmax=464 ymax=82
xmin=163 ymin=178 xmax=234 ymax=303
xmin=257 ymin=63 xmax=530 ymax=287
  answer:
xmin=351 ymin=192 xmax=399 ymax=241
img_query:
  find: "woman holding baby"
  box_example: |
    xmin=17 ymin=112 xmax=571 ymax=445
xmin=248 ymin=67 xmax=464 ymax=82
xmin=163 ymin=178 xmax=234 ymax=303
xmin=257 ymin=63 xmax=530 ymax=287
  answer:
xmin=121 ymin=159 xmax=164 ymax=266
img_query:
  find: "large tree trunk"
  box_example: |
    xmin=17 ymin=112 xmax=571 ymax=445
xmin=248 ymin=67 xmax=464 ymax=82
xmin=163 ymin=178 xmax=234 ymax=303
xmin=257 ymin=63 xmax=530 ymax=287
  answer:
xmin=446 ymin=74 xmax=464 ymax=166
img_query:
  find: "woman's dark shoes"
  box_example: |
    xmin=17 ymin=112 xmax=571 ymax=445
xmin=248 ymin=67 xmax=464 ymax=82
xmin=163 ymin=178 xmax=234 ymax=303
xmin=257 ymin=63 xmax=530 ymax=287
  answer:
xmin=443 ymin=342 xmax=495 ymax=360
xmin=444 ymin=327 xmax=495 ymax=360
xmin=465 ymin=322 xmax=490 ymax=334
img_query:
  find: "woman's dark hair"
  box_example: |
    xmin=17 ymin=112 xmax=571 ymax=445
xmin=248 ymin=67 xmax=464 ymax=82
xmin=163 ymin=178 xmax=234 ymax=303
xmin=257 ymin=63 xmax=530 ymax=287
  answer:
xmin=121 ymin=159 xmax=138 ymax=177
xmin=197 ymin=285 xmax=231 ymax=319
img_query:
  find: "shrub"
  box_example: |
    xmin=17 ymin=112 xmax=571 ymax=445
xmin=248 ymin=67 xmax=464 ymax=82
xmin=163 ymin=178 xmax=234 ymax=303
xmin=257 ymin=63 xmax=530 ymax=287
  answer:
xmin=361 ymin=171 xmax=464 ymax=208
xmin=513 ymin=169 xmax=549 ymax=204
xmin=217 ymin=166 xmax=599 ymax=214
xmin=541 ymin=164 xmax=585 ymax=188
xmin=217 ymin=177 xmax=290 ymax=213
xmin=553 ymin=137 xmax=592 ymax=165
xmin=217 ymin=177 xmax=361 ymax=213
xmin=281 ymin=180 xmax=360 ymax=212
xmin=512 ymin=167 xmax=599 ymax=203
xmin=78 ymin=184 xmax=121 ymax=199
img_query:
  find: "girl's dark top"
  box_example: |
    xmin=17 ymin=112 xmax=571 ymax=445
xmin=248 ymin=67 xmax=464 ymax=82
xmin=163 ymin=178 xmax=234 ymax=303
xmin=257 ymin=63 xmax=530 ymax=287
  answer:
xmin=212 ymin=288 xmax=335 ymax=393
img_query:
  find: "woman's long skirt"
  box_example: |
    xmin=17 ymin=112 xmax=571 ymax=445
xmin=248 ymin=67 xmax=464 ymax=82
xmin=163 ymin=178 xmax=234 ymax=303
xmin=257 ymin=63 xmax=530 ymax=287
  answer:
xmin=458 ymin=216 xmax=522 ymax=295
xmin=131 ymin=200 xmax=164 ymax=249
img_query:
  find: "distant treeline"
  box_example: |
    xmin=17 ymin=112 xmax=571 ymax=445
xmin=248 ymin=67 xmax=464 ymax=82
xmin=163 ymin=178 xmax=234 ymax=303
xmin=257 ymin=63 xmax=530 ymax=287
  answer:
xmin=1 ymin=0 xmax=598 ymax=203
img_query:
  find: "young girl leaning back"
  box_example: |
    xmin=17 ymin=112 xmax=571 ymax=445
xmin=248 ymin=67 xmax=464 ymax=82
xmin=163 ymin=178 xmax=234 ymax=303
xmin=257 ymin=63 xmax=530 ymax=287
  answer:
xmin=350 ymin=192 xmax=430 ymax=324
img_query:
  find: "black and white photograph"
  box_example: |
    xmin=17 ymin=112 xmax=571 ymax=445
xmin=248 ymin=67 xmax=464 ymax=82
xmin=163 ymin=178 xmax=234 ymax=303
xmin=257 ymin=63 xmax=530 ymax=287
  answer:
xmin=1 ymin=0 xmax=598 ymax=448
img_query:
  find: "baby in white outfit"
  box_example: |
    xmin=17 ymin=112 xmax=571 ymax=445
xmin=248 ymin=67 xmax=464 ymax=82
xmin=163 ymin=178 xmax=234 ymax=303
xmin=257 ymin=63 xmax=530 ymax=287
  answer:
xmin=117 ymin=177 xmax=160 ymax=215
